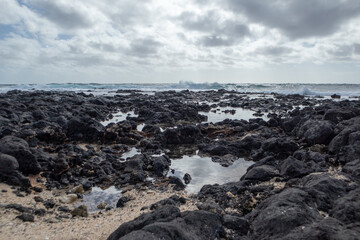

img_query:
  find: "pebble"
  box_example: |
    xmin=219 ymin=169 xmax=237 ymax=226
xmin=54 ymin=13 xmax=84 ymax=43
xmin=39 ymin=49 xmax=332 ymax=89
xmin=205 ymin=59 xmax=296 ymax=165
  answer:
xmin=58 ymin=194 xmax=78 ymax=204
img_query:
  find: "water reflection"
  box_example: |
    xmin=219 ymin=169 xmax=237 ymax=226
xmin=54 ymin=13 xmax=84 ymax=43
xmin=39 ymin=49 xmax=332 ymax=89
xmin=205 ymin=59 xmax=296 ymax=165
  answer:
xmin=199 ymin=107 xmax=268 ymax=123
xmin=168 ymin=155 xmax=254 ymax=193
xmin=120 ymin=148 xmax=141 ymax=162
xmin=80 ymin=186 xmax=122 ymax=212
xmin=101 ymin=110 xmax=138 ymax=126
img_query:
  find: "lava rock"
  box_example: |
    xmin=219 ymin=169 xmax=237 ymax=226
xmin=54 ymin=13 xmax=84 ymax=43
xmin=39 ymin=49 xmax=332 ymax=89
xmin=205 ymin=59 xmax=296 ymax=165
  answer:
xmin=0 ymin=153 xmax=30 ymax=187
xmin=279 ymin=156 xmax=309 ymax=179
xmin=298 ymin=120 xmax=335 ymax=145
xmin=107 ymin=206 xmax=224 ymax=240
xmin=247 ymin=188 xmax=322 ymax=239
xmin=183 ymin=173 xmax=192 ymax=184
xmin=116 ymin=196 xmax=131 ymax=208
xmin=43 ymin=199 xmax=56 ymax=209
xmin=169 ymin=176 xmax=185 ymax=191
xmin=301 ymin=173 xmax=348 ymax=212
xmin=16 ymin=213 xmax=34 ymax=222
xmin=223 ymin=214 xmax=249 ymax=234
xmin=151 ymin=156 xmax=170 ymax=177
xmin=150 ymin=195 xmax=186 ymax=210
xmin=242 ymin=165 xmax=279 ymax=181
xmin=34 ymin=208 xmax=46 ymax=217
xmin=330 ymin=188 xmax=360 ymax=224
xmin=107 ymin=205 xmax=181 ymax=240
xmin=5 ymin=203 xmax=32 ymax=213
xmin=0 ymin=136 xmax=41 ymax=175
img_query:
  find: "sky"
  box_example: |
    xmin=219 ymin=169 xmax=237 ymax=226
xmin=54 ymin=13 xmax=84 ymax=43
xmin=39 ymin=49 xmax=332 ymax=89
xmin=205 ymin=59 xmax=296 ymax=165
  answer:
xmin=0 ymin=0 xmax=360 ymax=84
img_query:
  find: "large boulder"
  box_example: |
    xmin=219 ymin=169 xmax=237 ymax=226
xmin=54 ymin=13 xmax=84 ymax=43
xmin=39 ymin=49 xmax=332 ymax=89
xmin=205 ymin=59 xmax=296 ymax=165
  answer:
xmin=342 ymin=159 xmax=360 ymax=180
xmin=66 ymin=117 xmax=105 ymax=142
xmin=330 ymin=188 xmax=360 ymax=224
xmin=261 ymin=137 xmax=299 ymax=156
xmin=107 ymin=206 xmax=181 ymax=240
xmin=150 ymin=156 xmax=171 ymax=177
xmin=107 ymin=206 xmax=225 ymax=240
xmin=161 ymin=125 xmax=201 ymax=145
xmin=0 ymin=136 xmax=41 ymax=175
xmin=279 ymin=156 xmax=309 ymax=179
xmin=298 ymin=120 xmax=335 ymax=145
xmin=247 ymin=188 xmax=322 ymax=239
xmin=300 ymin=173 xmax=349 ymax=212
xmin=323 ymin=108 xmax=356 ymax=124
xmin=0 ymin=153 xmax=30 ymax=186
xmin=281 ymin=217 xmax=360 ymax=240
xmin=328 ymin=117 xmax=360 ymax=153
xmin=0 ymin=153 xmax=18 ymax=173
xmin=242 ymin=165 xmax=279 ymax=181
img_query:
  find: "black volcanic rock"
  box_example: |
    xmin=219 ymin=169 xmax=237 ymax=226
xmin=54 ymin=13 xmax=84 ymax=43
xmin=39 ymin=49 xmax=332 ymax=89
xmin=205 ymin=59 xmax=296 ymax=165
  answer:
xmin=66 ymin=117 xmax=105 ymax=142
xmin=242 ymin=165 xmax=279 ymax=181
xmin=298 ymin=120 xmax=335 ymax=145
xmin=107 ymin=206 xmax=224 ymax=240
xmin=0 ymin=136 xmax=41 ymax=175
xmin=247 ymin=188 xmax=322 ymax=239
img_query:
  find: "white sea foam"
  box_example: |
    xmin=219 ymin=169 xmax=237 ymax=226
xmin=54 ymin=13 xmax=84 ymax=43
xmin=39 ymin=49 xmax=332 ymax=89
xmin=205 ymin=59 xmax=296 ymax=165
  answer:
xmin=1 ymin=82 xmax=360 ymax=97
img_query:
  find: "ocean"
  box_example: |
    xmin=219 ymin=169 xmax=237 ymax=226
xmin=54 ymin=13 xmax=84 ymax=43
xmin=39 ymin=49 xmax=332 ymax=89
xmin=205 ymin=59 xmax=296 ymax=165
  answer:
xmin=1 ymin=81 xmax=360 ymax=97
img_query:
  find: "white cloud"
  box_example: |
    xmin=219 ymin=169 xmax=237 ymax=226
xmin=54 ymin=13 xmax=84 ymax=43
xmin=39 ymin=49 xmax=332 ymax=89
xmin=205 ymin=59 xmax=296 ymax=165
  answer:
xmin=0 ymin=0 xmax=359 ymax=83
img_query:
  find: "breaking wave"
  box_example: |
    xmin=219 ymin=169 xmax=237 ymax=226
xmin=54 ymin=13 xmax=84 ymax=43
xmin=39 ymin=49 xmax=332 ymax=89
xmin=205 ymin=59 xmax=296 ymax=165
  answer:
xmin=0 ymin=81 xmax=359 ymax=97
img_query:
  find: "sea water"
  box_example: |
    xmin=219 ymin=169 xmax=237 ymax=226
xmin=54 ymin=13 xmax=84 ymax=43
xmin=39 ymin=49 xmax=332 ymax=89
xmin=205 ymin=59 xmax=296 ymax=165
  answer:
xmin=1 ymin=82 xmax=360 ymax=97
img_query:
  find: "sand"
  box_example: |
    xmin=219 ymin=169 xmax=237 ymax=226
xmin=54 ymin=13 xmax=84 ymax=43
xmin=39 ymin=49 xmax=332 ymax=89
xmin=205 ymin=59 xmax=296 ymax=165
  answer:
xmin=0 ymin=183 xmax=197 ymax=240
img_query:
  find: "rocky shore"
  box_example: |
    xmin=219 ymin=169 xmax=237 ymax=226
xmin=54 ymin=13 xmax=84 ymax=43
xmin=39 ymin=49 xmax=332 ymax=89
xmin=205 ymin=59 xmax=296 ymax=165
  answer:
xmin=0 ymin=89 xmax=359 ymax=239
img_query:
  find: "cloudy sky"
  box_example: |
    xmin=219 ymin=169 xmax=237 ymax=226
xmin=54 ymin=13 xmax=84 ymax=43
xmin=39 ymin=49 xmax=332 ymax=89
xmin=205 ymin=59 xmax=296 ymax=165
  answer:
xmin=1 ymin=0 xmax=360 ymax=84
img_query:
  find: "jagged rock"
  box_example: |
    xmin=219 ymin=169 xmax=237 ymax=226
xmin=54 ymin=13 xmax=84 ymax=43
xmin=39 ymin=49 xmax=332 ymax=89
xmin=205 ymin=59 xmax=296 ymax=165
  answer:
xmin=301 ymin=173 xmax=349 ymax=212
xmin=16 ymin=213 xmax=34 ymax=222
xmin=149 ymin=195 xmax=186 ymax=210
xmin=279 ymin=156 xmax=309 ymax=178
xmin=223 ymin=214 xmax=249 ymax=234
xmin=247 ymin=188 xmax=322 ymax=239
xmin=243 ymin=165 xmax=279 ymax=181
xmin=0 ymin=153 xmax=30 ymax=187
xmin=183 ymin=173 xmax=192 ymax=184
xmin=116 ymin=196 xmax=131 ymax=208
xmin=107 ymin=206 xmax=181 ymax=239
xmin=169 ymin=176 xmax=185 ymax=190
xmin=330 ymin=188 xmax=360 ymax=224
xmin=0 ymin=136 xmax=41 ymax=175
xmin=298 ymin=120 xmax=335 ymax=145
xmin=107 ymin=206 xmax=224 ymax=240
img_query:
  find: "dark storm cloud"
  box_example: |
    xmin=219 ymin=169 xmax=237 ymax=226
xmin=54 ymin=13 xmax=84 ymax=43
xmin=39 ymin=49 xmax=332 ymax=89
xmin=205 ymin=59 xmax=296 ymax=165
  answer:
xmin=31 ymin=1 xmax=93 ymax=29
xmin=256 ymin=46 xmax=293 ymax=56
xmin=225 ymin=0 xmax=360 ymax=39
xmin=354 ymin=44 xmax=360 ymax=55
xmin=127 ymin=38 xmax=162 ymax=57
xmin=179 ymin=11 xmax=249 ymax=47
xmin=328 ymin=43 xmax=360 ymax=59
xmin=90 ymin=42 xmax=117 ymax=52
xmin=198 ymin=36 xmax=234 ymax=47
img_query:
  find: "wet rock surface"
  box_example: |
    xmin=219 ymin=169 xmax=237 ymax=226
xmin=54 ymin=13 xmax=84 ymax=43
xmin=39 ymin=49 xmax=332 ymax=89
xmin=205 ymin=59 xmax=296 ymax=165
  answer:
xmin=0 ymin=90 xmax=359 ymax=239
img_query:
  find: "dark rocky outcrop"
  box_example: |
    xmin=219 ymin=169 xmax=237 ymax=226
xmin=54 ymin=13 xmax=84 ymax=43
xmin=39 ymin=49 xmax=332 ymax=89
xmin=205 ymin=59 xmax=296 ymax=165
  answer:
xmin=107 ymin=206 xmax=224 ymax=240
xmin=0 ymin=136 xmax=41 ymax=175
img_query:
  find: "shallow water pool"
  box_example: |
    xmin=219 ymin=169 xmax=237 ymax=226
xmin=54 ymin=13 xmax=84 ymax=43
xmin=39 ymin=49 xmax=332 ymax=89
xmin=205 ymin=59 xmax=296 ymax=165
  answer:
xmin=168 ymin=155 xmax=254 ymax=193
xmin=199 ymin=107 xmax=268 ymax=123
xmin=80 ymin=186 xmax=122 ymax=212
xmin=101 ymin=110 xmax=138 ymax=126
